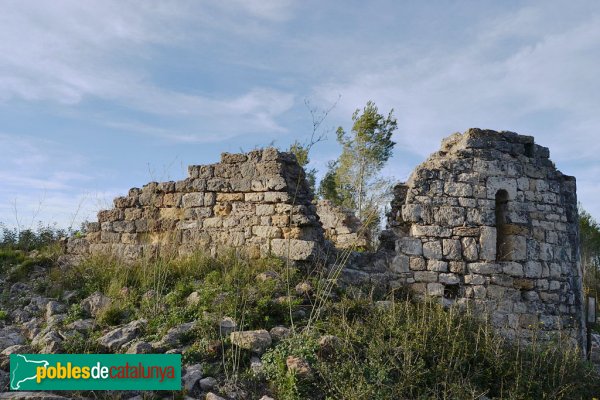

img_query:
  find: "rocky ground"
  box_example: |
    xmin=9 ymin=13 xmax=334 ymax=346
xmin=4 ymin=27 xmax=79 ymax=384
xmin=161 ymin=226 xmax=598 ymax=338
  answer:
xmin=0 ymin=249 xmax=321 ymax=399
xmin=1 ymin=248 xmax=599 ymax=400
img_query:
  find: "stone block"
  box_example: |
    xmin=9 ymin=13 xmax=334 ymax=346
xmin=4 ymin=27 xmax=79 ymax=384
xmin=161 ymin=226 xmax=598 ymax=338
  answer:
xmin=101 ymin=231 xmax=120 ymax=243
xmin=264 ymin=192 xmax=291 ymax=203
xmin=182 ymin=193 xmax=204 ymax=208
xmin=461 ymin=237 xmax=479 ymax=261
xmin=391 ymin=254 xmax=410 ymax=273
xmin=207 ymin=178 xmax=229 ymax=192
xmin=221 ymin=152 xmax=248 ymax=164
xmin=464 ymin=274 xmax=486 ymax=285
xmin=479 ymin=226 xmax=497 ymax=261
xmin=434 ymin=206 xmax=465 ymax=227
xmin=502 ymin=262 xmax=524 ymax=277
xmin=444 ymin=182 xmax=473 ymax=197
xmin=113 ymin=220 xmax=136 ymax=233
xmin=203 ymin=218 xmax=222 ymax=228
xmin=449 ymin=261 xmax=466 ymax=273
xmin=524 ymin=261 xmax=542 ymax=278
xmin=513 ymin=278 xmax=534 ymax=290
xmin=501 ymin=235 xmax=527 ymax=261
xmin=256 ymin=204 xmax=275 ymax=216
xmin=410 ymin=225 xmax=452 ymax=238
xmin=427 ymin=283 xmax=444 ymax=296
xmin=414 ymin=271 xmax=438 ymax=283
xmin=271 ymin=239 xmax=317 ymax=261
xmin=423 ymin=241 xmax=443 ymax=259
xmin=427 ymin=260 xmax=448 ymax=272
xmin=397 ymin=237 xmax=423 ymax=256
xmin=401 ymin=204 xmax=422 ymax=222
xmin=410 ymin=257 xmax=427 ymax=271
xmin=453 ymin=226 xmax=480 ymax=237
xmin=271 ymin=215 xmax=290 ymax=227
xmin=214 ymin=203 xmax=232 ymax=216
xmin=439 ymin=273 xmax=460 ymax=285
xmin=486 ymin=285 xmax=507 ymax=300
xmin=216 ymin=193 xmax=245 ymax=202
xmin=442 ymin=239 xmax=462 ymax=260
xmin=98 ymin=209 xmax=123 ymax=223
xmin=491 ymin=274 xmax=513 ymax=287
xmin=245 ymin=193 xmax=264 ymax=202
xmin=468 ymin=262 xmax=500 ymax=275
xmin=252 ymin=226 xmax=282 ymax=239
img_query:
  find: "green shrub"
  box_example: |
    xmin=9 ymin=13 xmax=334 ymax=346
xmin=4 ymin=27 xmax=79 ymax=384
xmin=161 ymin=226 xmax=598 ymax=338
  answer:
xmin=62 ymin=331 xmax=101 ymax=354
xmin=97 ymin=303 xmax=131 ymax=326
xmin=278 ymin=296 xmax=599 ymax=400
xmin=262 ymin=334 xmax=320 ymax=400
xmin=24 ymin=245 xmax=599 ymax=399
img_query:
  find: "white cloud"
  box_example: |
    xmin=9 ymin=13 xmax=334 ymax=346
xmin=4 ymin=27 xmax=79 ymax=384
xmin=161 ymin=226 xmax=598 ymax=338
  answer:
xmin=310 ymin=2 xmax=600 ymax=217
xmin=0 ymin=1 xmax=296 ymax=135
xmin=313 ymin=3 xmax=600 ymax=156
xmin=0 ymin=133 xmax=101 ymax=228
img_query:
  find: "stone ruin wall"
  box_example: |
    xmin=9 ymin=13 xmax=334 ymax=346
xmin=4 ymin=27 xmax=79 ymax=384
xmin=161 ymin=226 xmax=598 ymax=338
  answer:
xmin=68 ymin=147 xmax=366 ymax=262
xmin=67 ymin=128 xmax=586 ymax=349
xmin=379 ymin=129 xmax=585 ymax=346
xmin=68 ymin=148 xmax=331 ymax=262
xmin=316 ymin=200 xmax=369 ymax=249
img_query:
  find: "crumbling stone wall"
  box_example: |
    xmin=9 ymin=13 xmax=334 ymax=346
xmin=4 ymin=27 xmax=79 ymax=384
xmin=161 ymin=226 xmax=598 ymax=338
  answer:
xmin=316 ymin=200 xmax=369 ymax=249
xmin=381 ymin=129 xmax=585 ymax=346
xmin=68 ymin=148 xmax=325 ymax=261
xmin=67 ymin=129 xmax=586 ymax=349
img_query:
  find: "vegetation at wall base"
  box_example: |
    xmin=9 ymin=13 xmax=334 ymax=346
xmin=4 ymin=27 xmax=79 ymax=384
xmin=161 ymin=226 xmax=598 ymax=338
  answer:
xmin=0 ymin=235 xmax=598 ymax=399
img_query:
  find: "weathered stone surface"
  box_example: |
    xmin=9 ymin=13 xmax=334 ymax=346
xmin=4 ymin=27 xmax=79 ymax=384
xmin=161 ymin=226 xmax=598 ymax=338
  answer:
xmin=98 ymin=319 xmax=146 ymax=352
xmin=199 ymin=377 xmax=218 ymax=391
xmin=271 ymin=239 xmax=317 ymax=260
xmin=153 ymin=322 xmax=195 ymax=351
xmin=383 ymin=129 xmax=584 ymax=349
xmin=0 ymin=326 xmax=26 ymax=351
xmin=479 ymin=227 xmax=497 ymax=261
xmin=425 ymin=260 xmax=446 ymax=273
xmin=397 ymin=237 xmax=422 ymax=256
xmin=230 ymin=330 xmax=272 ymax=354
xmin=68 ymin=148 xmax=325 ymax=262
xmin=81 ymin=292 xmax=111 ymax=317
xmin=391 ymin=254 xmax=410 ymax=273
xmin=270 ymin=326 xmax=291 ymax=342
xmin=423 ymin=241 xmax=443 ymax=260
xmin=442 ymin=239 xmax=462 ymax=260
xmin=65 ymin=130 xmax=586 ymax=351
xmin=219 ymin=317 xmax=237 ymax=336
xmin=126 ymin=340 xmax=153 ymax=354
xmin=183 ymin=363 xmax=203 ymax=392
xmin=461 ymin=237 xmax=479 ymax=261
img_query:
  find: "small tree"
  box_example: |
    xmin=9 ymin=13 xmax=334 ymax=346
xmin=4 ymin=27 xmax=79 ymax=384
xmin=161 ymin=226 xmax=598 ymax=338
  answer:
xmin=319 ymin=101 xmax=397 ymax=240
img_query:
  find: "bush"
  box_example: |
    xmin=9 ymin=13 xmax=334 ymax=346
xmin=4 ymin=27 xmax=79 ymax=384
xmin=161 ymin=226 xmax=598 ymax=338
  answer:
xmin=262 ymin=296 xmax=600 ymax=400
xmin=0 ymin=221 xmax=69 ymax=251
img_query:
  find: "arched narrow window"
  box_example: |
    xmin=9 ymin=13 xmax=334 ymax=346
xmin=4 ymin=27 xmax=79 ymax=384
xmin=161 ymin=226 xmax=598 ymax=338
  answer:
xmin=495 ymin=189 xmax=509 ymax=261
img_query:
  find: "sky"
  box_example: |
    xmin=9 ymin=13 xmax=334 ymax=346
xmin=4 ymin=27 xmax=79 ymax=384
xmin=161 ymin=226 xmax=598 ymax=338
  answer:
xmin=1 ymin=0 xmax=600 ymax=231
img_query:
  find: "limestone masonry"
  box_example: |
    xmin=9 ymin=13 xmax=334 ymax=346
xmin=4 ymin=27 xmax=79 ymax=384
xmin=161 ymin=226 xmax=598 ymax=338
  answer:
xmin=68 ymin=148 xmax=328 ymax=261
xmin=69 ymin=128 xmax=586 ymax=349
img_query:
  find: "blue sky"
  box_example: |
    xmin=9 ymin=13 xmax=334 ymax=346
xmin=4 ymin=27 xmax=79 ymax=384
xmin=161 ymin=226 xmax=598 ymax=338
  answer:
xmin=1 ymin=0 xmax=600 ymax=230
